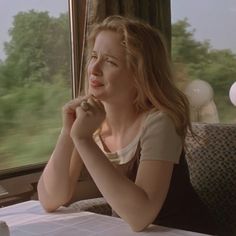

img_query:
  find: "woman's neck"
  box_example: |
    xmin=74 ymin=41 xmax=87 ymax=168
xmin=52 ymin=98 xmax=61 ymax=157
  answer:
xmin=101 ymin=103 xmax=140 ymax=138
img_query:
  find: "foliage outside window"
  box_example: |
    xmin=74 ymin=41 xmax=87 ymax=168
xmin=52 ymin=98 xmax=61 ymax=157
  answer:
xmin=0 ymin=3 xmax=71 ymax=174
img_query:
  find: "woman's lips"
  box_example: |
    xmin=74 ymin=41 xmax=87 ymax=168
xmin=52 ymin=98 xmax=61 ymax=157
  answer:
xmin=90 ymin=80 xmax=104 ymax=87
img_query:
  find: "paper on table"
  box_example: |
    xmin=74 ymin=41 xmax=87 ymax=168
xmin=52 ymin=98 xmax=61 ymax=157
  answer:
xmin=0 ymin=201 xmax=210 ymax=236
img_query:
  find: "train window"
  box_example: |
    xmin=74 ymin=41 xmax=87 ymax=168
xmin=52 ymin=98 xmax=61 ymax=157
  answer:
xmin=171 ymin=0 xmax=236 ymax=123
xmin=0 ymin=0 xmax=71 ymax=175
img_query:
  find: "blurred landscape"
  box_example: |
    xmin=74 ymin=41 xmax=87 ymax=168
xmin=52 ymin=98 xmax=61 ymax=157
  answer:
xmin=0 ymin=11 xmax=71 ymax=171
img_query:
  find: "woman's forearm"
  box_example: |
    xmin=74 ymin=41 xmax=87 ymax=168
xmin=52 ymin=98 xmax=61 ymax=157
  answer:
xmin=73 ymin=137 xmax=155 ymax=231
xmin=38 ymin=131 xmax=76 ymax=211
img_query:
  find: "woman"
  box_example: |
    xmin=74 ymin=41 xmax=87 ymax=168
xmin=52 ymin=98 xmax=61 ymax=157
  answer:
xmin=38 ymin=15 xmax=216 ymax=234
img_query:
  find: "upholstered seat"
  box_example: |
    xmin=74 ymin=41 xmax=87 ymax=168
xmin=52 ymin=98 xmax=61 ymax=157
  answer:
xmin=185 ymin=123 xmax=236 ymax=236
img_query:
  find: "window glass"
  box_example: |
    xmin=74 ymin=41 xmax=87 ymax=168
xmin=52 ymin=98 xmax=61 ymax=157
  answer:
xmin=171 ymin=0 xmax=236 ymax=123
xmin=0 ymin=0 xmax=71 ymax=174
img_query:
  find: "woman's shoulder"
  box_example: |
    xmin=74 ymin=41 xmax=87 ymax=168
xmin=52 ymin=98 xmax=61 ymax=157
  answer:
xmin=140 ymin=110 xmax=182 ymax=163
xmin=143 ymin=110 xmax=175 ymax=131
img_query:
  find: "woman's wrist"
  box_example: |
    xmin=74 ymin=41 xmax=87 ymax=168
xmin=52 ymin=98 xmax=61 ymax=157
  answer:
xmin=60 ymin=128 xmax=71 ymax=137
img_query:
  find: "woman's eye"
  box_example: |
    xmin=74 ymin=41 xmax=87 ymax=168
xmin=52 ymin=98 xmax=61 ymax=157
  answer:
xmin=90 ymin=55 xmax=97 ymax=60
xmin=90 ymin=53 xmax=98 ymax=61
xmin=106 ymin=59 xmax=117 ymax=66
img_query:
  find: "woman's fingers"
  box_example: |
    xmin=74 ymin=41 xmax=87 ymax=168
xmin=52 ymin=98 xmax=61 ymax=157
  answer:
xmin=63 ymin=94 xmax=92 ymax=112
xmin=70 ymin=95 xmax=104 ymax=118
xmin=87 ymin=96 xmax=105 ymax=112
xmin=96 ymin=99 xmax=105 ymax=111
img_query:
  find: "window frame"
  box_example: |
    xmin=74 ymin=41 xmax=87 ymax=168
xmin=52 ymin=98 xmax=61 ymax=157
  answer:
xmin=69 ymin=0 xmax=87 ymax=98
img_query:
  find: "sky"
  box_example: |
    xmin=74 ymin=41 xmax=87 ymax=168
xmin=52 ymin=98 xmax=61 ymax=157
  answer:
xmin=171 ymin=0 xmax=236 ymax=53
xmin=0 ymin=0 xmax=236 ymax=60
xmin=0 ymin=0 xmax=67 ymax=60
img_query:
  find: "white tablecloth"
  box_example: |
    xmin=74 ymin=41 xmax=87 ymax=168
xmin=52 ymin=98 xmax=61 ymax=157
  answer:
xmin=0 ymin=200 xmax=210 ymax=236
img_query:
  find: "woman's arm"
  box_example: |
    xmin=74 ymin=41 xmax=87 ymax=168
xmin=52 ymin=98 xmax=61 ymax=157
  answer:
xmin=70 ymin=98 xmax=178 ymax=231
xmin=37 ymin=96 xmax=90 ymax=212
xmin=37 ymin=132 xmax=84 ymax=212
xmin=73 ymin=137 xmax=173 ymax=232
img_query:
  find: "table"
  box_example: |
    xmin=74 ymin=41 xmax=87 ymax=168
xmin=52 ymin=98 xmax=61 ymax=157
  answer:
xmin=0 ymin=200 xmax=210 ymax=236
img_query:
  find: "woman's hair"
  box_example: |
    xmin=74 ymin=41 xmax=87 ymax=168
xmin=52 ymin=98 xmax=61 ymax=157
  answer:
xmin=85 ymin=15 xmax=192 ymax=143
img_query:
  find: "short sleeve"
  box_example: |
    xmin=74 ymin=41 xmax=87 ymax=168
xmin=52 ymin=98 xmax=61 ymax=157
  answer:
xmin=140 ymin=111 xmax=182 ymax=163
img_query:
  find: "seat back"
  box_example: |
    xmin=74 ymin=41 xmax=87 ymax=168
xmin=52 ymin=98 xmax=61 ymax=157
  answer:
xmin=185 ymin=123 xmax=236 ymax=236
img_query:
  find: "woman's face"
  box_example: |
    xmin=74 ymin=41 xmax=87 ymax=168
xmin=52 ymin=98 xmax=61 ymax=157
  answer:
xmin=87 ymin=30 xmax=136 ymax=104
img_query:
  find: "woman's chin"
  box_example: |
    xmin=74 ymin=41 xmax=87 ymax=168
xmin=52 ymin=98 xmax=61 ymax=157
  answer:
xmin=89 ymin=92 xmax=105 ymax=100
xmin=88 ymin=89 xmax=105 ymax=100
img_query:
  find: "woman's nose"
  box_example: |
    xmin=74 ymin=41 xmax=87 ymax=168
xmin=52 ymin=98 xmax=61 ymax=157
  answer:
xmin=91 ymin=60 xmax=102 ymax=76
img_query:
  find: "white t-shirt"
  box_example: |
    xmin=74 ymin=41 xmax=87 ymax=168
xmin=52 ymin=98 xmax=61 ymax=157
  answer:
xmin=93 ymin=111 xmax=182 ymax=165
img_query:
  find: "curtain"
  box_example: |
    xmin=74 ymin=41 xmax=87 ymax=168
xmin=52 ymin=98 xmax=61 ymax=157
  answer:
xmin=86 ymin=0 xmax=171 ymax=48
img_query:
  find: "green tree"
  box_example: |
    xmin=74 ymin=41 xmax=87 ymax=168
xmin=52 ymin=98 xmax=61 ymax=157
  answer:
xmin=0 ymin=10 xmax=71 ymax=168
xmin=0 ymin=10 xmax=70 ymax=88
xmin=172 ymin=18 xmax=210 ymax=66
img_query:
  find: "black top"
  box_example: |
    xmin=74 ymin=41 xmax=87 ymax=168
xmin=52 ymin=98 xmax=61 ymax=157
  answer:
xmin=153 ymin=151 xmax=218 ymax=235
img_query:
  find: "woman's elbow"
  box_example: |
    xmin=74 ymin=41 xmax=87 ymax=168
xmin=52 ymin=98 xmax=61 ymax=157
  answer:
xmin=41 ymin=204 xmax=57 ymax=213
xmin=129 ymin=213 xmax=156 ymax=232
xmin=38 ymin=192 xmax=71 ymax=213
xmin=38 ymin=195 xmax=59 ymax=213
xmin=131 ymin=224 xmax=147 ymax=232
xmin=130 ymin=220 xmax=152 ymax=232
xmin=37 ymin=184 xmax=72 ymax=212
xmin=128 ymin=208 xmax=158 ymax=232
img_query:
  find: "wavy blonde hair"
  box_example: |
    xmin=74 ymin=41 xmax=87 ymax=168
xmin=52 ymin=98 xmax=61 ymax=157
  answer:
xmin=85 ymin=15 xmax=191 ymax=142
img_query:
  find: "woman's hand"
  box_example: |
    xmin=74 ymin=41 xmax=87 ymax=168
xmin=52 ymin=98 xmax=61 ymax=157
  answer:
xmin=70 ymin=96 xmax=106 ymax=140
xmin=61 ymin=95 xmax=91 ymax=135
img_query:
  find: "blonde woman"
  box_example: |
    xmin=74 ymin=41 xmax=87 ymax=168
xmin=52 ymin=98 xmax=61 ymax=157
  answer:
xmin=38 ymin=16 xmax=216 ymax=234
